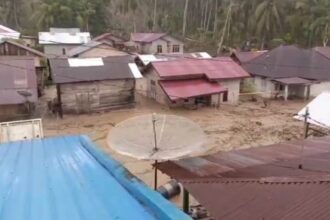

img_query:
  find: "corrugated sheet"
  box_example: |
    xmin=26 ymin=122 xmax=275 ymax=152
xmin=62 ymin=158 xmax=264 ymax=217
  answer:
xmin=232 ymin=50 xmax=267 ymax=63
xmin=68 ymin=41 xmax=107 ymax=57
xmin=0 ymin=56 xmax=37 ymax=105
xmin=159 ymin=136 xmax=330 ymax=220
xmin=159 ymin=136 xmax=330 ymax=179
xmin=243 ymin=45 xmax=330 ymax=80
xmin=39 ymin=28 xmax=91 ymax=45
xmin=182 ymin=178 xmax=330 ymax=220
xmin=159 ymin=79 xmax=227 ymax=101
xmin=0 ymin=135 xmax=191 ymax=220
xmin=0 ymin=25 xmax=20 ymax=41
xmin=152 ymin=57 xmax=250 ymax=80
xmin=131 ymin=33 xmax=167 ymax=43
xmin=50 ymin=55 xmax=139 ymax=83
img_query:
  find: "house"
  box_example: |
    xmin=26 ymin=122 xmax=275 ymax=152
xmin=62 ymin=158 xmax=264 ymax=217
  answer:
xmin=0 ymin=135 xmax=191 ymax=220
xmin=242 ymin=45 xmax=330 ymax=100
xmin=158 ymin=135 xmax=330 ymax=220
xmin=68 ymin=41 xmax=128 ymax=58
xmin=93 ymin=32 xmax=126 ymax=49
xmin=0 ymin=25 xmax=20 ymax=41
xmin=0 ymin=57 xmax=38 ymax=121
xmin=39 ymin=28 xmax=91 ymax=56
xmin=130 ymin=33 xmax=184 ymax=54
xmin=0 ymin=40 xmax=48 ymax=95
xmin=49 ymin=56 xmax=142 ymax=116
xmin=137 ymin=57 xmax=250 ymax=107
xmin=231 ymin=50 xmax=267 ymax=64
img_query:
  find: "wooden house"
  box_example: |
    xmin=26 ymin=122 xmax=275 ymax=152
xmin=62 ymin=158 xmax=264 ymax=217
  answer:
xmin=0 ymin=40 xmax=48 ymax=95
xmin=68 ymin=41 xmax=128 ymax=58
xmin=93 ymin=33 xmax=126 ymax=49
xmin=49 ymin=56 xmax=142 ymax=116
xmin=130 ymin=33 xmax=184 ymax=54
xmin=0 ymin=57 xmax=38 ymax=121
xmin=138 ymin=57 xmax=250 ymax=107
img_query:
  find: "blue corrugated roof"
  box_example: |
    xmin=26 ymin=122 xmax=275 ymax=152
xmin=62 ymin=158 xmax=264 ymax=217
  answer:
xmin=0 ymin=135 xmax=191 ymax=220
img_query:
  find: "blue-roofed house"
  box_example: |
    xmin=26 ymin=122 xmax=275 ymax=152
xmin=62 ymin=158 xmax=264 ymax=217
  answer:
xmin=0 ymin=135 xmax=191 ymax=220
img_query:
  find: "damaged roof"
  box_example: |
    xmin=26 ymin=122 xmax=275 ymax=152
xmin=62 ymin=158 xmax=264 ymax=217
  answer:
xmin=50 ymin=55 xmax=142 ymax=83
xmin=131 ymin=33 xmax=168 ymax=43
xmin=152 ymin=57 xmax=250 ymax=80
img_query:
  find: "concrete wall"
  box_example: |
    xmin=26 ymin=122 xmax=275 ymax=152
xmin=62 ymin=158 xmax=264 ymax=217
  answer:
xmin=0 ymin=104 xmax=29 ymax=122
xmin=44 ymin=44 xmax=79 ymax=56
xmin=310 ymin=81 xmax=330 ymax=97
xmin=211 ymin=79 xmax=241 ymax=105
xmin=131 ymin=36 xmax=184 ymax=54
xmin=243 ymin=76 xmax=276 ymax=98
xmin=161 ymin=35 xmax=184 ymax=53
xmin=76 ymin=45 xmax=128 ymax=58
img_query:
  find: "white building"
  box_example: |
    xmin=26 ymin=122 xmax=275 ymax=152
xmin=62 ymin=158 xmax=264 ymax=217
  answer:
xmin=39 ymin=28 xmax=91 ymax=56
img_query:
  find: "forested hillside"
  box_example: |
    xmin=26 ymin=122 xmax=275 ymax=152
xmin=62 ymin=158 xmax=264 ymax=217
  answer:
xmin=1 ymin=0 xmax=329 ymax=53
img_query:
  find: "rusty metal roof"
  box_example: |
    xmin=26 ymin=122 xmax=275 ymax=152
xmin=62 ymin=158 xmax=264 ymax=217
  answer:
xmin=152 ymin=57 xmax=250 ymax=80
xmin=182 ymin=177 xmax=330 ymax=220
xmin=159 ymin=79 xmax=227 ymax=101
xmin=0 ymin=56 xmax=37 ymax=104
xmin=159 ymin=136 xmax=330 ymax=220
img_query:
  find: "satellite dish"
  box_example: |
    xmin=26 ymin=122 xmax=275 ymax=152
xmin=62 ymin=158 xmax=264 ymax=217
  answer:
xmin=107 ymin=113 xmax=209 ymax=189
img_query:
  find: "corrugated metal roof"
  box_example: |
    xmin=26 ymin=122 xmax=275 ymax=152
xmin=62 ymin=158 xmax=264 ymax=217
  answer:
xmin=1 ymin=40 xmax=46 ymax=58
xmin=50 ymin=55 xmax=141 ymax=83
xmin=159 ymin=79 xmax=227 ymax=101
xmin=67 ymin=41 xmax=104 ymax=57
xmin=0 ymin=25 xmax=20 ymax=41
xmin=0 ymin=56 xmax=37 ymax=105
xmin=0 ymin=135 xmax=191 ymax=220
xmin=243 ymin=45 xmax=330 ymax=80
xmin=152 ymin=57 xmax=250 ymax=80
xmin=131 ymin=33 xmax=167 ymax=43
xmin=159 ymin=136 xmax=330 ymax=220
xmin=182 ymin=177 xmax=330 ymax=220
xmin=93 ymin=33 xmax=125 ymax=44
xmin=232 ymin=50 xmax=267 ymax=63
xmin=273 ymin=77 xmax=312 ymax=85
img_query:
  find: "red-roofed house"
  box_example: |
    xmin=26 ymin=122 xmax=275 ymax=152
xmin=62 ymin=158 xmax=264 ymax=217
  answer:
xmin=137 ymin=57 xmax=250 ymax=107
xmin=130 ymin=33 xmax=184 ymax=54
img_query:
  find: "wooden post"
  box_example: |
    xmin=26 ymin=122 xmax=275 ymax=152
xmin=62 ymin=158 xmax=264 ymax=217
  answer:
xmin=183 ymin=188 xmax=190 ymax=214
xmin=217 ymin=93 xmax=221 ymax=109
xmin=304 ymin=107 xmax=309 ymax=139
xmin=56 ymin=84 xmax=63 ymax=118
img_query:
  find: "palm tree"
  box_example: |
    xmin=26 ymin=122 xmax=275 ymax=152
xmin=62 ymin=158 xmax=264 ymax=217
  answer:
xmin=255 ymin=0 xmax=283 ymax=49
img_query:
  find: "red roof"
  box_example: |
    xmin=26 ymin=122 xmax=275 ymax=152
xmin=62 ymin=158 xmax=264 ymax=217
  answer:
xmin=152 ymin=57 xmax=250 ymax=80
xmin=131 ymin=33 xmax=167 ymax=43
xmin=159 ymin=79 xmax=227 ymax=101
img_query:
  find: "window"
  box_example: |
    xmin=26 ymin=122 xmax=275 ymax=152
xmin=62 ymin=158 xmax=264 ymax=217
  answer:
xmin=150 ymin=80 xmax=156 ymax=86
xmin=157 ymin=45 xmax=162 ymax=53
xmin=172 ymin=45 xmax=180 ymax=53
xmin=223 ymin=91 xmax=228 ymax=102
xmin=62 ymin=48 xmax=66 ymax=55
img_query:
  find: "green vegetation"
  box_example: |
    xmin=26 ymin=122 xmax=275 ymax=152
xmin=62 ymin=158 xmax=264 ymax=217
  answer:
xmin=0 ymin=0 xmax=329 ymax=52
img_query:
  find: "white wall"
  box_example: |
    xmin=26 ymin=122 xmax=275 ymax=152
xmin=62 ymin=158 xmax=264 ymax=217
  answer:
xmin=310 ymin=81 xmax=330 ymax=97
xmin=242 ymin=77 xmax=276 ymax=98
xmin=211 ymin=79 xmax=241 ymax=105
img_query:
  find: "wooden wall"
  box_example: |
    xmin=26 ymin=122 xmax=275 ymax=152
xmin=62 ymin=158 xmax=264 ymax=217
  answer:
xmin=59 ymin=79 xmax=135 ymax=114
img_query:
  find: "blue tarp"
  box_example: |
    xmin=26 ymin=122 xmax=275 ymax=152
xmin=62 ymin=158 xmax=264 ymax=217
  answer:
xmin=0 ymin=135 xmax=191 ymax=220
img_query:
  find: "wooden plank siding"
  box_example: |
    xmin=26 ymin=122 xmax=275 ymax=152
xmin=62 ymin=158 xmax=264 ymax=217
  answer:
xmin=60 ymin=79 xmax=135 ymax=114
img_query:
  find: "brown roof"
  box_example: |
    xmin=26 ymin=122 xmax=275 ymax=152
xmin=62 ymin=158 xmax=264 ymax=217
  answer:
xmin=1 ymin=40 xmax=46 ymax=58
xmin=93 ymin=33 xmax=125 ymax=44
xmin=50 ymin=55 xmax=137 ymax=84
xmin=232 ymin=50 xmax=267 ymax=63
xmin=0 ymin=56 xmax=38 ymax=104
xmin=158 ymin=136 xmax=330 ymax=219
xmin=131 ymin=33 xmax=168 ymax=43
